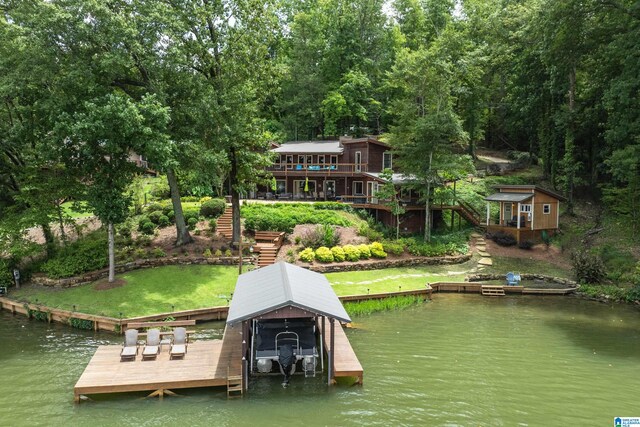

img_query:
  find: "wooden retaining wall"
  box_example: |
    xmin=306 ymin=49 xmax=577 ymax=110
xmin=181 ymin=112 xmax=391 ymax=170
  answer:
xmin=1 ymin=281 xmax=576 ymax=333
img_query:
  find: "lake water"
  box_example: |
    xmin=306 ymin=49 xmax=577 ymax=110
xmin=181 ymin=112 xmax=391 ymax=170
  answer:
xmin=1 ymin=294 xmax=638 ymax=426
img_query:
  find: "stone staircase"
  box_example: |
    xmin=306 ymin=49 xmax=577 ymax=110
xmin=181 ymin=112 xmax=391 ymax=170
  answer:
xmin=217 ymin=205 xmax=233 ymax=240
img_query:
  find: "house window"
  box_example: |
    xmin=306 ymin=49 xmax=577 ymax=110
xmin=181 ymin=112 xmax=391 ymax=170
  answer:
xmin=383 ymin=152 xmax=393 ymax=170
xmin=543 ymin=204 xmax=551 ymax=214
xmin=275 ymin=180 xmax=286 ymax=194
xmin=286 ymin=155 xmax=293 ymax=170
xmin=353 ymin=181 xmax=364 ymax=196
xmin=520 ymin=204 xmax=532 ymax=220
xmin=306 ymin=155 xmax=313 ymax=165
xmin=355 ymin=151 xmax=362 ymax=172
xmin=297 ymin=155 xmax=305 ymax=164
xmin=318 ymin=155 xmax=325 ymax=165
xmin=330 ymin=155 xmax=338 ymax=164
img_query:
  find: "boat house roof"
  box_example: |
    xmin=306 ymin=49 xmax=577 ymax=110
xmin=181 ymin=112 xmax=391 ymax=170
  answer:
xmin=226 ymin=262 xmax=351 ymax=325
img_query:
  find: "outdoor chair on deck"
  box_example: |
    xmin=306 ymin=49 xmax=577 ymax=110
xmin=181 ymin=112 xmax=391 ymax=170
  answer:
xmin=506 ymin=272 xmax=521 ymax=286
xmin=120 ymin=329 xmax=139 ymax=362
xmin=142 ymin=329 xmax=161 ymax=361
xmin=170 ymin=327 xmax=188 ymax=360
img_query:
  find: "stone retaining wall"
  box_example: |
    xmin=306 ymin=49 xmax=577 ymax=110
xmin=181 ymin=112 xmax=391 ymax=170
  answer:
xmin=30 ymin=256 xmax=255 ymax=288
xmin=466 ymin=273 xmax=577 ymax=287
xmin=308 ymin=254 xmax=472 ymax=273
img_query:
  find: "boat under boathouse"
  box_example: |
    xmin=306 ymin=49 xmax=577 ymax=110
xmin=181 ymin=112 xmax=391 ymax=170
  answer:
xmin=226 ymin=261 xmax=363 ymax=391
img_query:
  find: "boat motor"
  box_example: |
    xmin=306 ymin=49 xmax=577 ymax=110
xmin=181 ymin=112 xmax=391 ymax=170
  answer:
xmin=278 ymin=344 xmax=294 ymax=386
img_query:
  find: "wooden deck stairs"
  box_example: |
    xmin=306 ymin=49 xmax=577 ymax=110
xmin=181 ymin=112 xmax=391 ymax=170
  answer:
xmin=253 ymin=231 xmax=285 ymax=268
xmin=217 ymin=205 xmax=233 ymax=240
xmin=481 ymin=285 xmax=505 ymax=296
xmin=226 ymin=368 xmax=243 ymax=398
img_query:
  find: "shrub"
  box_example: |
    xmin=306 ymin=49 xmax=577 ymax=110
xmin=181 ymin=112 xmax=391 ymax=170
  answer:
xmin=200 ymin=199 xmax=226 ymax=218
xmin=166 ymin=210 xmax=175 ymax=222
xmin=331 ymin=246 xmax=346 ymax=262
xmin=294 ymin=236 xmax=301 ymax=245
xmin=117 ymin=221 xmax=133 ymax=240
xmin=224 ymin=249 xmax=232 ymax=257
xmin=203 ymin=248 xmax=212 ymax=257
xmin=150 ymin=247 xmax=166 ymax=258
xmin=315 ymin=247 xmax=334 ymax=263
xmin=182 ymin=207 xmax=201 ymax=222
xmin=626 ymin=284 xmax=640 ymax=303
xmin=571 ymin=250 xmax=606 ymax=284
xmin=383 ymin=241 xmax=404 ymax=256
xmin=140 ymin=221 xmax=156 ymax=235
xmin=162 ymin=204 xmax=173 ymax=216
xmin=181 ymin=196 xmax=200 ymax=202
xmin=144 ymin=202 xmax=164 ymax=214
xmin=491 ymin=231 xmax=517 ymax=247
xmin=299 ymin=247 xmax=315 ymax=263
xmin=301 ymin=224 xmax=340 ymax=249
xmin=134 ymin=248 xmax=148 ymax=259
xmin=199 ymin=196 xmax=212 ymax=203
xmin=518 ymin=239 xmax=534 ymax=250
xmin=187 ymin=217 xmax=198 ymax=231
xmin=242 ymin=203 xmax=351 ymax=233
xmin=357 ymin=223 xmax=383 ymax=242
xmin=0 ymin=259 xmax=14 ymax=288
xmin=158 ymin=215 xmax=170 ymax=227
xmin=214 ymin=249 xmax=222 ymax=257
xmin=369 ymin=242 xmax=387 ymax=259
xmin=41 ymin=232 xmax=108 ymax=278
xmin=208 ymin=219 xmax=217 ymax=232
xmin=343 ymin=245 xmax=361 ymax=262
xmin=148 ymin=210 xmax=164 ymax=225
xmin=150 ymin=182 xmax=170 ymax=199
xmin=357 ymin=244 xmax=371 ymax=259
xmin=138 ymin=216 xmax=151 ymax=231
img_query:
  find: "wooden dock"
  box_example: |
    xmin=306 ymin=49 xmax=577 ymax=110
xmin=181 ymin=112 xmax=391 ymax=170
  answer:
xmin=322 ymin=321 xmax=363 ymax=385
xmin=481 ymin=285 xmax=505 ymax=296
xmin=74 ymin=325 xmax=242 ymax=402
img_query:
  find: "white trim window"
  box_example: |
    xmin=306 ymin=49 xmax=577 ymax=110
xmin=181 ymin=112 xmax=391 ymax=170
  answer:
xmin=520 ymin=204 xmax=532 ymax=220
xmin=543 ymin=204 xmax=551 ymax=214
xmin=383 ymin=152 xmax=393 ymax=170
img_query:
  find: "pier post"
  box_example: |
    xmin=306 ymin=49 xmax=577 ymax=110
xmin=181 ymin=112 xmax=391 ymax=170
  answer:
xmin=329 ymin=318 xmax=335 ymax=385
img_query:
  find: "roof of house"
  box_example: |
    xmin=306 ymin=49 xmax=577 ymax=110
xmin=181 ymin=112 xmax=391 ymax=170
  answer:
xmin=226 ymin=262 xmax=351 ymax=325
xmin=493 ymin=185 xmax=565 ymax=201
xmin=485 ymin=192 xmax=534 ymax=203
xmin=341 ymin=136 xmax=390 ymax=148
xmin=271 ymin=141 xmax=344 ymax=154
xmin=364 ymin=172 xmax=415 ymax=185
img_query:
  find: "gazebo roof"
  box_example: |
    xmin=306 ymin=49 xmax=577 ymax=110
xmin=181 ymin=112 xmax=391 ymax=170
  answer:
xmin=485 ymin=192 xmax=534 ymax=203
xmin=226 ymin=262 xmax=351 ymax=325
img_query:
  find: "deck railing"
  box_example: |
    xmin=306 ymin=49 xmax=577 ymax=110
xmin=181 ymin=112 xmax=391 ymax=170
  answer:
xmin=267 ymin=163 xmax=368 ymax=174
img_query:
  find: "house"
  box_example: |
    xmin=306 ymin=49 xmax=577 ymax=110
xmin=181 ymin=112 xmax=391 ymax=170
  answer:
xmin=260 ymin=136 xmax=427 ymax=233
xmin=484 ymin=185 xmax=565 ymax=243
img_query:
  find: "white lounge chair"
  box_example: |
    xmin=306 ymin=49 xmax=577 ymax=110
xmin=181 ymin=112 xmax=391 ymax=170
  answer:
xmin=170 ymin=327 xmax=188 ymax=360
xmin=142 ymin=329 xmax=161 ymax=361
xmin=120 ymin=329 xmax=138 ymax=362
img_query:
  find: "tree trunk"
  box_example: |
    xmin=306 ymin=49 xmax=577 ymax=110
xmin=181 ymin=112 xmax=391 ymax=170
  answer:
xmin=229 ymin=147 xmax=242 ymax=244
xmin=424 ymin=151 xmax=433 ymax=242
xmin=166 ymin=168 xmax=193 ymax=246
xmin=564 ymin=67 xmax=577 ymax=214
xmin=56 ymin=203 xmax=67 ymax=244
xmin=108 ymin=222 xmax=115 ymax=283
xmin=41 ymin=223 xmax=56 ymax=257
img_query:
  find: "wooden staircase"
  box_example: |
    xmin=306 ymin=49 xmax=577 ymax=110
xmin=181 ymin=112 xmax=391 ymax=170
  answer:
xmin=453 ymin=201 xmax=482 ymax=227
xmin=217 ymin=205 xmax=233 ymax=240
xmin=481 ymin=285 xmax=505 ymax=296
xmin=257 ymin=245 xmax=278 ymax=268
xmin=227 ymin=368 xmax=243 ymax=398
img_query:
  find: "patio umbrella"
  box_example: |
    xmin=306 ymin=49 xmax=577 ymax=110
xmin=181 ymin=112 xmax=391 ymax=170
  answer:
xmin=304 ymin=176 xmax=309 ymax=192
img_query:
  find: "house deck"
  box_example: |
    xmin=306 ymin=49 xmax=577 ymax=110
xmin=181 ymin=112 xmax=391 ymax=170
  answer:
xmin=74 ymin=325 xmax=242 ymax=402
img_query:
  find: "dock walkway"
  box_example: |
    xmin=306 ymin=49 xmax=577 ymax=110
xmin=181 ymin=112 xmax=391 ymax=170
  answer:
xmin=322 ymin=321 xmax=363 ymax=384
xmin=74 ymin=325 xmax=242 ymax=402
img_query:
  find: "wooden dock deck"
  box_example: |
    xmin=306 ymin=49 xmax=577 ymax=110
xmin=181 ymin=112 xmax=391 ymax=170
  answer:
xmin=74 ymin=325 xmax=242 ymax=402
xmin=322 ymin=321 xmax=363 ymax=384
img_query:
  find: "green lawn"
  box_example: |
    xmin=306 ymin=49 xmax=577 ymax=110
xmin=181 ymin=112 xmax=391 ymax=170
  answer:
xmin=12 ymin=265 xmax=240 ymax=318
xmin=12 ymin=255 xmax=572 ymax=318
xmin=61 ymin=201 xmax=93 ymax=219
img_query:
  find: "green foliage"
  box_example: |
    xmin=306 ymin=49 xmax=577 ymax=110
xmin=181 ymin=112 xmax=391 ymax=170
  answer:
xmin=145 ymin=203 xmax=165 ymax=214
xmin=343 ymin=245 xmax=361 ymax=262
xmin=224 ymin=249 xmax=232 ymax=257
xmin=571 ymin=250 xmax=606 ymax=284
xmin=331 ymin=246 xmax=346 ymax=262
xmin=369 ymin=242 xmax=387 ymax=259
xmin=150 ymin=182 xmax=171 ymax=200
xmin=140 ymin=221 xmax=156 ymax=236
xmin=199 ymin=199 xmax=226 ymax=218
xmin=382 ymin=241 xmax=405 ymax=256
xmin=0 ymin=260 xmax=13 ymax=288
xmin=299 ymin=248 xmax=315 ymax=263
xmin=357 ymin=244 xmax=371 ymax=259
xmin=30 ymin=309 xmax=49 ymax=322
xmin=315 ymin=246 xmax=334 ymax=263
xmin=69 ymin=317 xmax=94 ymax=330
xmin=208 ymin=219 xmax=217 ymax=232
xmin=157 ymin=215 xmax=170 ymax=228
xmin=301 ymin=224 xmax=341 ymax=249
xmin=41 ymin=232 xmax=108 ymax=279
xmin=147 ymin=210 xmax=164 ymax=224
xmin=214 ymin=249 xmax=223 ymax=257
xmin=187 ymin=217 xmax=198 ymax=231
xmin=242 ymin=204 xmax=351 ymax=233
xmin=150 ymin=247 xmax=166 ymax=258
xmin=203 ymin=249 xmax=212 ymax=257
xmin=344 ymin=296 xmax=424 ymax=317
xmin=518 ymin=240 xmax=534 ymax=250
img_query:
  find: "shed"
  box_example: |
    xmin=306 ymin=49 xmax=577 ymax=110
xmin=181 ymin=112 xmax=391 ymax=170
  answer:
xmin=484 ymin=185 xmax=565 ymax=243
